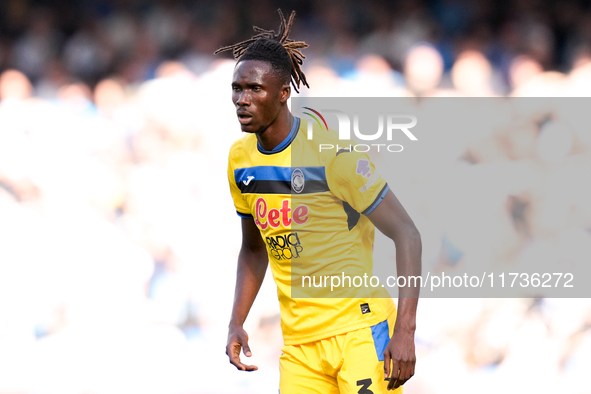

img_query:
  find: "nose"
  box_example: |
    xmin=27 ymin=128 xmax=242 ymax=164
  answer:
xmin=235 ymin=90 xmax=250 ymax=107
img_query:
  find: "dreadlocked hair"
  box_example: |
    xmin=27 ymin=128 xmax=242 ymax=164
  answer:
xmin=214 ymin=9 xmax=309 ymax=93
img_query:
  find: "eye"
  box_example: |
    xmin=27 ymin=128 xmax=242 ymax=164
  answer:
xmin=252 ymin=86 xmax=262 ymax=92
xmin=232 ymin=85 xmax=241 ymax=92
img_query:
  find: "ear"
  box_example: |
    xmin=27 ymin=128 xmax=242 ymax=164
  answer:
xmin=280 ymin=84 xmax=291 ymax=103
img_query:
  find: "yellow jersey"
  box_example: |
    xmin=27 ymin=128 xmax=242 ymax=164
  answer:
xmin=228 ymin=117 xmax=396 ymax=345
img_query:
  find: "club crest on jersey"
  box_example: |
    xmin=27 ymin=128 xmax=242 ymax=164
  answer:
xmin=291 ymin=168 xmax=305 ymax=193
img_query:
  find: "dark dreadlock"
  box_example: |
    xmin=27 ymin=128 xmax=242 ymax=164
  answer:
xmin=214 ymin=9 xmax=309 ymax=93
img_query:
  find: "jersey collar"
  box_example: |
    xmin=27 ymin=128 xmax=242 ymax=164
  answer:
xmin=257 ymin=117 xmax=300 ymax=155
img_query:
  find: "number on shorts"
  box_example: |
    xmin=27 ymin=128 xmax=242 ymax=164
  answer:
xmin=356 ymin=378 xmax=374 ymax=394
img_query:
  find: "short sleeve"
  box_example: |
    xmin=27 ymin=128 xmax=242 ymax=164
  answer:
xmin=325 ymin=150 xmax=389 ymax=215
xmin=228 ymin=153 xmax=252 ymax=218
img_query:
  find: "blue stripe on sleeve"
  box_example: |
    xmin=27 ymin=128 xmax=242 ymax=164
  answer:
xmin=362 ymin=184 xmax=390 ymax=215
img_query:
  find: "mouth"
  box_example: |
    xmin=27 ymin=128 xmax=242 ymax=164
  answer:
xmin=237 ymin=112 xmax=253 ymax=125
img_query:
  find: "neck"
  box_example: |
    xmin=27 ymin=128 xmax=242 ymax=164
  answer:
xmin=256 ymin=111 xmax=294 ymax=151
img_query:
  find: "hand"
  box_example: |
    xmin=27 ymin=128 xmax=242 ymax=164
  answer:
xmin=384 ymin=328 xmax=416 ymax=390
xmin=226 ymin=325 xmax=258 ymax=371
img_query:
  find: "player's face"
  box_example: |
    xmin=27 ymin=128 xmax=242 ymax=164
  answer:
xmin=232 ymin=60 xmax=288 ymax=134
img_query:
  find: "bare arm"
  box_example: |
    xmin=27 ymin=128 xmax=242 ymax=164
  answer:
xmin=367 ymin=189 xmax=422 ymax=390
xmin=226 ymin=217 xmax=269 ymax=371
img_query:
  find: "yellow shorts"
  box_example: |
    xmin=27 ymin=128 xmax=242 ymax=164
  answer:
xmin=279 ymin=312 xmax=402 ymax=394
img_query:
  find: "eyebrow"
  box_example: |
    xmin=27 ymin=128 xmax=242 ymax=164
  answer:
xmin=231 ymin=82 xmax=263 ymax=88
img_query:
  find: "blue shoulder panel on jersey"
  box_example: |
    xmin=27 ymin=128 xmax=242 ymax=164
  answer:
xmin=371 ymin=319 xmax=390 ymax=362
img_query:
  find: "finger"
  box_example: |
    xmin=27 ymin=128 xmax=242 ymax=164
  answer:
xmin=398 ymin=360 xmax=415 ymax=385
xmin=387 ymin=361 xmax=400 ymax=390
xmin=398 ymin=358 xmax=416 ymax=387
xmin=237 ymin=331 xmax=252 ymax=357
xmin=242 ymin=341 xmax=252 ymax=357
xmin=396 ymin=363 xmax=409 ymax=387
xmin=228 ymin=349 xmax=259 ymax=371
xmin=383 ymin=351 xmax=391 ymax=380
xmin=233 ymin=359 xmax=259 ymax=371
xmin=231 ymin=358 xmax=259 ymax=371
xmin=227 ymin=342 xmax=247 ymax=369
xmin=227 ymin=342 xmax=244 ymax=369
xmin=241 ymin=363 xmax=259 ymax=371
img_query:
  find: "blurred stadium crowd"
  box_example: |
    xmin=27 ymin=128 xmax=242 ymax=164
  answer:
xmin=1 ymin=0 xmax=591 ymax=393
xmin=4 ymin=0 xmax=591 ymax=93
